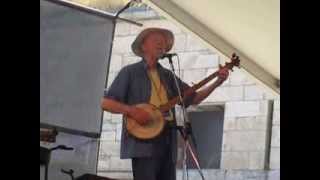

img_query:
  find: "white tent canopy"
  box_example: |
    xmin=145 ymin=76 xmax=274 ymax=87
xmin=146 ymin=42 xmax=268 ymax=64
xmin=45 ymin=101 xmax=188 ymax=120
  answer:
xmin=71 ymin=0 xmax=280 ymax=95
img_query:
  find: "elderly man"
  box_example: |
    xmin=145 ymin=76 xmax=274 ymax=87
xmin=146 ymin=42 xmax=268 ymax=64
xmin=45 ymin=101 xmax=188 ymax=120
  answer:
xmin=101 ymin=28 xmax=229 ymax=180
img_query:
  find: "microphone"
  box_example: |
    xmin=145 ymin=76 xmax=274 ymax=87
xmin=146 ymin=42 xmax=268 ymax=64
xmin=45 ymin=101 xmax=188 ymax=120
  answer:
xmin=159 ymin=53 xmax=178 ymax=59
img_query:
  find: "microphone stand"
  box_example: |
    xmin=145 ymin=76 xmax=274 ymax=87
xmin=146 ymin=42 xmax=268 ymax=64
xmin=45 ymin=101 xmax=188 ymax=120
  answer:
xmin=61 ymin=169 xmax=75 ymax=180
xmin=165 ymin=55 xmax=205 ymax=180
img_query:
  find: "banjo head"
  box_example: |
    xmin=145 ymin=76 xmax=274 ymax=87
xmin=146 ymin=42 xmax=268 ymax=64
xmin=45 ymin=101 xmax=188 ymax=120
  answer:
xmin=126 ymin=103 xmax=165 ymax=140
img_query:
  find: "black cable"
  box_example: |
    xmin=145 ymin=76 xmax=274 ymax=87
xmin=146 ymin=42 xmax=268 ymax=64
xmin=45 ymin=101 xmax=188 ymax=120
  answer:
xmin=115 ymin=1 xmax=133 ymax=18
xmin=177 ymin=54 xmax=181 ymax=78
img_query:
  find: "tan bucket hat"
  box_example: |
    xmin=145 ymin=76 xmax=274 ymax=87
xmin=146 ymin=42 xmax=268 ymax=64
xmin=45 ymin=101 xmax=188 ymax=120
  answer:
xmin=131 ymin=27 xmax=174 ymax=57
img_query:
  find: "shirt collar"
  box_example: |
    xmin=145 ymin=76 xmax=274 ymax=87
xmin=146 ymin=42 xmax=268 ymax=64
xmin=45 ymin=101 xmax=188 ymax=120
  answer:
xmin=140 ymin=58 xmax=163 ymax=71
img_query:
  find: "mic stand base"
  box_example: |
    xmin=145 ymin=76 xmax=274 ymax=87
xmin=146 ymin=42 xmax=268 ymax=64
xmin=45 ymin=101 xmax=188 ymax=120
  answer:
xmin=176 ymin=125 xmax=205 ymax=180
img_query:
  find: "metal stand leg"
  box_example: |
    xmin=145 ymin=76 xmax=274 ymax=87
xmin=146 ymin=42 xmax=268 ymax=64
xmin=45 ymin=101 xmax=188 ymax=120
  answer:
xmin=44 ymin=164 xmax=48 ymax=180
xmin=41 ymin=145 xmax=74 ymax=180
xmin=177 ymin=126 xmax=205 ymax=180
xmin=61 ymin=169 xmax=75 ymax=180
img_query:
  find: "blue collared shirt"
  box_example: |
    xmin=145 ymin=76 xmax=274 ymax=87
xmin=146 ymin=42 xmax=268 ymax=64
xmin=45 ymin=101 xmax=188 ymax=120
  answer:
xmin=104 ymin=59 xmax=195 ymax=160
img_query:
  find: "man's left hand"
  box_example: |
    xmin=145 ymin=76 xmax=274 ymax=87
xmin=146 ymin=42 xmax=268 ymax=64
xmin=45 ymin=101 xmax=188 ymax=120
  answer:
xmin=217 ymin=67 xmax=229 ymax=83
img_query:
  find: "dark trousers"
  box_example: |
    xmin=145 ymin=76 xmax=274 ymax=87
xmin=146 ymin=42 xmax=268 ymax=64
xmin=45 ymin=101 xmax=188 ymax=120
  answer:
xmin=131 ymin=126 xmax=176 ymax=180
xmin=132 ymin=155 xmax=176 ymax=180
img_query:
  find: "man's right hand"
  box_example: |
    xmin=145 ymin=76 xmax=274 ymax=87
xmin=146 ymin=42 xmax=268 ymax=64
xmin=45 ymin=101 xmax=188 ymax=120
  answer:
xmin=126 ymin=106 xmax=152 ymax=126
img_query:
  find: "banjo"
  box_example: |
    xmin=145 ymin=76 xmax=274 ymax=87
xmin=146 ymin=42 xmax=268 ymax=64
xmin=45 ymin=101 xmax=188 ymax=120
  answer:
xmin=125 ymin=53 xmax=240 ymax=140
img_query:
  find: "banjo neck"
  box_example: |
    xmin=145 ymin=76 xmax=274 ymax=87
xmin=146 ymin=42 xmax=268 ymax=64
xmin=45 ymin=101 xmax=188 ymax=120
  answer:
xmin=159 ymin=54 xmax=240 ymax=113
